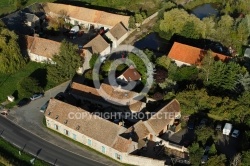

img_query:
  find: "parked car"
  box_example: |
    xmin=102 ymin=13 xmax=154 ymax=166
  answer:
xmin=199 ymin=118 xmax=208 ymax=127
xmin=231 ymin=129 xmax=240 ymax=138
xmin=30 ymin=93 xmax=44 ymax=101
xmin=187 ymin=121 xmax=195 ymax=130
xmin=223 ymin=123 xmax=232 ymax=135
xmin=17 ymin=98 xmax=31 ymax=107
xmin=54 ymin=92 xmax=65 ymax=101
xmin=201 ymin=155 xmax=208 ymax=164
xmin=215 ymin=123 xmax=222 ymax=131
xmin=40 ymin=101 xmax=49 ymax=113
xmin=204 ymin=146 xmax=210 ymax=153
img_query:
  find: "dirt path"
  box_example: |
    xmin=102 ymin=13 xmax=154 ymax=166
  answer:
xmin=122 ymin=16 xmax=158 ymax=45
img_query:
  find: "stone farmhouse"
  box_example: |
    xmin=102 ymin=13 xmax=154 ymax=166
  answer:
xmin=45 ymin=98 xmax=187 ymax=166
xmin=26 ymin=35 xmax=61 ymax=63
xmin=1 ymin=2 xmax=130 ymax=64
xmin=43 ymin=3 xmax=129 ymax=30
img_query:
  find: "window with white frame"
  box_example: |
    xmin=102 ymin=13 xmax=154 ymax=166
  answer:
xmin=115 ymin=153 xmax=122 ymax=160
xmin=101 ymin=146 xmax=106 ymax=153
xmin=72 ymin=134 xmax=76 ymax=140
xmin=87 ymin=139 xmax=92 ymax=146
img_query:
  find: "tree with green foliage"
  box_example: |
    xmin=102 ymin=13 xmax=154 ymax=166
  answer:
xmin=209 ymin=143 xmax=217 ymax=156
xmin=200 ymin=55 xmax=242 ymax=93
xmin=144 ymin=49 xmax=155 ymax=62
xmin=176 ymin=88 xmax=220 ymax=115
xmin=241 ymin=151 xmax=250 ymax=166
xmin=0 ymin=22 xmax=26 ymax=74
xmin=17 ymin=77 xmax=42 ymax=98
xmin=159 ymin=8 xmax=205 ymax=39
xmin=231 ymin=91 xmax=250 ymax=125
xmin=129 ymin=16 xmax=136 ymax=29
xmin=89 ymin=53 xmax=99 ymax=69
xmin=195 ymin=126 xmax=215 ymax=146
xmin=101 ymin=60 xmax=112 ymax=76
xmin=188 ymin=143 xmax=204 ymax=166
xmin=169 ymin=65 xmax=199 ymax=82
xmin=47 ymin=40 xmax=82 ymax=84
xmin=206 ymin=154 xmax=227 ymax=166
xmin=128 ymin=53 xmax=147 ymax=81
xmin=156 ymin=56 xmax=171 ymax=69
xmin=180 ymin=21 xmax=200 ymax=39
xmin=135 ymin=13 xmax=143 ymax=25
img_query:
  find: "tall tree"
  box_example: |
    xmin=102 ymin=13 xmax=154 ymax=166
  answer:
xmin=47 ymin=40 xmax=82 ymax=84
xmin=195 ymin=126 xmax=215 ymax=146
xmin=241 ymin=151 xmax=250 ymax=166
xmin=200 ymin=55 xmax=242 ymax=93
xmin=206 ymin=154 xmax=227 ymax=166
xmin=17 ymin=77 xmax=42 ymax=98
xmin=0 ymin=22 xmax=26 ymax=73
xmin=188 ymin=143 xmax=204 ymax=166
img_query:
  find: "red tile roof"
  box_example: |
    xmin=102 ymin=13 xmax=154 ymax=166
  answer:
xmin=121 ymin=65 xmax=141 ymax=81
xmin=168 ymin=42 xmax=230 ymax=65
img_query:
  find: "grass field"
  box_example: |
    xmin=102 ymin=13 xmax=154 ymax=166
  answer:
xmin=0 ymin=62 xmax=46 ymax=104
xmin=0 ymin=137 xmax=50 ymax=166
xmin=0 ymin=0 xmax=162 ymax=16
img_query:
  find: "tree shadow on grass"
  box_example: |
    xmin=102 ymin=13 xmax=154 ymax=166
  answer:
xmin=29 ymin=68 xmax=47 ymax=89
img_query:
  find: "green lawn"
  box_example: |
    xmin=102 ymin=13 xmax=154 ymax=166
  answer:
xmin=0 ymin=137 xmax=50 ymax=166
xmin=0 ymin=62 xmax=45 ymax=104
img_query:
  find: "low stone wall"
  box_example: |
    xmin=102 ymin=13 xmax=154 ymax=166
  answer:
xmin=123 ymin=154 xmax=165 ymax=166
xmin=155 ymin=137 xmax=188 ymax=153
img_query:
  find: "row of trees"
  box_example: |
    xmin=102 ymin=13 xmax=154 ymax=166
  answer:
xmin=156 ymin=8 xmax=250 ymax=53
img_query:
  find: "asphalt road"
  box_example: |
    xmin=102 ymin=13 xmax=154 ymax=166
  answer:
xmin=0 ymin=115 xmax=106 ymax=166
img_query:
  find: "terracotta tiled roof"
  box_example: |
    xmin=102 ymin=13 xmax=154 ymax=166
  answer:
xmin=147 ymin=99 xmax=181 ymax=134
xmin=109 ymin=22 xmax=128 ymax=40
xmin=168 ymin=42 xmax=229 ymax=65
xmin=112 ymin=136 xmax=132 ymax=152
xmin=45 ymin=99 xmax=127 ymax=147
xmin=121 ymin=65 xmax=141 ymax=81
xmin=44 ymin=3 xmax=129 ymax=27
xmin=84 ymin=35 xmax=109 ymax=54
xmin=26 ymin=35 xmax=61 ymax=58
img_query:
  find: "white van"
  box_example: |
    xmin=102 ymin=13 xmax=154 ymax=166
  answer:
xmin=223 ymin=123 xmax=232 ymax=135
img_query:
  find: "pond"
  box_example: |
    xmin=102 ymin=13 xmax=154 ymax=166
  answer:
xmin=133 ymin=32 xmax=169 ymax=56
xmin=192 ymin=4 xmax=218 ymax=19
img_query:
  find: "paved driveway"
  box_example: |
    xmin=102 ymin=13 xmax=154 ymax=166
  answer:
xmin=7 ymin=81 xmax=119 ymax=166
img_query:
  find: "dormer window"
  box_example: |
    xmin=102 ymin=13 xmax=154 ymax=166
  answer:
xmin=55 ymin=115 xmax=59 ymax=119
xmin=64 ymin=120 xmax=68 ymax=124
